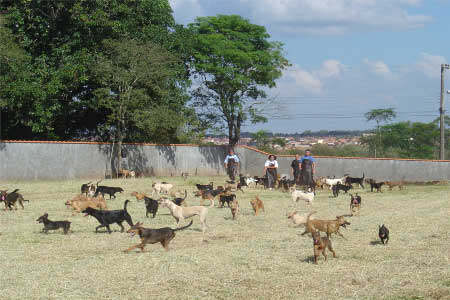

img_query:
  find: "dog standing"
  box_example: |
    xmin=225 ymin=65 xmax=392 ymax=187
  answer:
xmin=124 ymin=220 xmax=193 ymax=253
xmin=159 ymin=198 xmax=209 ymax=232
xmin=230 ymin=198 xmax=239 ymax=220
xmin=36 ymin=213 xmax=71 ymax=234
xmin=152 ymin=182 xmax=174 ymax=196
xmin=219 ymin=193 xmax=236 ymax=208
xmin=312 ymin=230 xmax=337 ymax=264
xmin=144 ymin=197 xmax=159 ymax=218
xmin=250 ymin=196 xmax=264 ymax=216
xmin=345 ymin=173 xmax=365 ymax=189
xmin=332 ymin=183 xmax=352 ymax=197
xmin=350 ymin=194 xmax=362 ymax=216
xmin=379 ymin=224 xmax=389 ymax=245
xmin=369 ymin=181 xmax=384 ymax=193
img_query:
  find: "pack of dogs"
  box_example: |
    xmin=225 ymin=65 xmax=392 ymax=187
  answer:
xmin=2 ymin=169 xmax=406 ymax=263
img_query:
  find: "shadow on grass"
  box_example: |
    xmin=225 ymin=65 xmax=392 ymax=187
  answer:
xmin=301 ymin=256 xmax=316 ymax=263
xmin=370 ymin=240 xmax=382 ymax=245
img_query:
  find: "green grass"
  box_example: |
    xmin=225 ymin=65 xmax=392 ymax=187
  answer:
xmin=0 ymin=177 xmax=449 ymax=300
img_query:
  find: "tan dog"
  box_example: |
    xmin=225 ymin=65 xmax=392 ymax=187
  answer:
xmin=119 ymin=169 xmax=134 ymax=179
xmin=287 ymin=210 xmax=315 ymax=227
xmin=159 ymin=198 xmax=209 ymax=232
xmin=230 ymin=198 xmax=239 ymax=220
xmin=312 ymin=230 xmax=336 ymax=264
xmin=302 ymin=211 xmax=350 ymax=239
xmin=65 ymin=196 xmax=107 ymax=213
xmin=250 ymin=195 xmax=264 ymax=216
xmin=385 ymin=181 xmax=404 ymax=191
xmin=130 ymin=191 xmax=148 ymax=201
xmin=152 ymin=182 xmax=173 ymax=195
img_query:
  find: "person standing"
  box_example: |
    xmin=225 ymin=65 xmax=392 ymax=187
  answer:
xmin=299 ymin=149 xmax=316 ymax=190
xmin=291 ymin=154 xmax=301 ymax=184
xmin=224 ymin=149 xmax=240 ymax=183
xmin=264 ymin=154 xmax=278 ymax=190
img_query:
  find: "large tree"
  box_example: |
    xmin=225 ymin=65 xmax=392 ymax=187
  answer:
xmin=188 ymin=15 xmax=289 ymax=148
xmin=364 ymin=108 xmax=397 ymax=157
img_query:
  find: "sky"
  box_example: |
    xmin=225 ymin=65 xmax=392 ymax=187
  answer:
xmin=169 ymin=0 xmax=450 ymax=133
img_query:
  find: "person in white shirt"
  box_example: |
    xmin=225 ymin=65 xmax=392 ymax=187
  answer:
xmin=263 ymin=154 xmax=278 ymax=189
xmin=224 ymin=149 xmax=240 ymax=182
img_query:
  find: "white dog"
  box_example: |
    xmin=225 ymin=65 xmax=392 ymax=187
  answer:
xmin=324 ymin=176 xmax=347 ymax=189
xmin=159 ymin=198 xmax=209 ymax=232
xmin=290 ymin=187 xmax=314 ymax=205
xmin=287 ymin=210 xmax=316 ymax=227
xmin=152 ymin=182 xmax=173 ymax=195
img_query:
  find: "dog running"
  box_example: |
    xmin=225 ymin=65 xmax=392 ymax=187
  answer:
xmin=36 ymin=213 xmax=71 ymax=234
xmin=378 ymin=224 xmax=390 ymax=245
xmin=82 ymin=200 xmax=133 ymax=233
xmin=0 ymin=189 xmax=29 ymax=210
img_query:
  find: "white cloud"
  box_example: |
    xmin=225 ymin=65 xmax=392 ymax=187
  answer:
xmin=171 ymin=0 xmax=433 ymax=35
xmin=284 ymin=60 xmax=345 ymax=94
xmin=363 ymin=58 xmax=394 ymax=78
xmin=415 ymin=52 xmax=447 ymax=78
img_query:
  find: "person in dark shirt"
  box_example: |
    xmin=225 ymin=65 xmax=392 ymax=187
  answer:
xmin=299 ymin=149 xmax=316 ymax=190
xmin=291 ymin=154 xmax=301 ymax=184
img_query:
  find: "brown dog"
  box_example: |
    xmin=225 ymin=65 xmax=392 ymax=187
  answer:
xmin=302 ymin=211 xmax=350 ymax=239
xmin=119 ymin=169 xmax=135 ymax=179
xmin=130 ymin=191 xmax=148 ymax=202
xmin=312 ymin=230 xmax=336 ymax=264
xmin=230 ymin=198 xmax=239 ymax=220
xmin=385 ymin=181 xmax=404 ymax=191
xmin=250 ymin=195 xmax=264 ymax=216
xmin=65 ymin=195 xmax=107 ymax=213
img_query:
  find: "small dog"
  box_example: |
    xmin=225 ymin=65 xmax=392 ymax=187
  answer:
xmin=82 ymin=200 xmax=133 ymax=233
xmin=36 ymin=213 xmax=71 ymax=234
xmin=152 ymin=182 xmax=174 ymax=195
xmin=194 ymin=187 xmax=224 ymax=206
xmin=332 ymin=183 xmax=352 ymax=197
xmin=219 ymin=193 xmax=236 ymax=208
xmin=312 ymin=230 xmax=337 ymax=264
xmin=369 ymin=181 xmax=384 ymax=193
xmin=0 ymin=189 xmax=29 ymax=210
xmin=124 ymin=220 xmax=193 ymax=253
xmin=130 ymin=191 xmax=148 ymax=202
xmin=119 ymin=169 xmax=134 ymax=179
xmin=195 ymin=182 xmax=213 ymax=191
xmin=81 ymin=181 xmax=96 ymax=196
xmin=159 ymin=198 xmax=209 ymax=232
xmin=181 ymin=172 xmax=189 ymax=181
xmin=345 ymin=173 xmax=365 ymax=189
xmin=144 ymin=197 xmax=159 ymax=218
xmin=302 ymin=211 xmax=350 ymax=239
xmin=349 ymin=194 xmax=362 ymax=215
xmin=385 ymin=181 xmax=404 ymax=191
xmin=379 ymin=224 xmax=389 ymax=245
xmin=250 ymin=195 xmax=264 ymax=216
xmin=230 ymin=198 xmax=239 ymax=220
xmin=94 ymin=183 xmax=124 ymax=199
xmin=290 ymin=187 xmax=314 ymax=205
xmin=287 ymin=210 xmax=315 ymax=227
xmin=324 ymin=176 xmax=347 ymax=189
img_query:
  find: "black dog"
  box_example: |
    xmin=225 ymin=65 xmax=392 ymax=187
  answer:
xmin=253 ymin=176 xmax=268 ymax=188
xmin=332 ymin=183 xmax=352 ymax=197
xmin=81 ymin=181 xmax=93 ymax=195
xmin=172 ymin=190 xmax=187 ymax=206
xmin=94 ymin=186 xmax=124 ymax=199
xmin=379 ymin=224 xmax=389 ymax=245
xmin=219 ymin=194 xmax=236 ymax=208
xmin=345 ymin=173 xmax=365 ymax=189
xmin=196 ymin=182 xmax=213 ymax=191
xmin=144 ymin=197 xmax=159 ymax=218
xmin=82 ymin=200 xmax=133 ymax=233
xmin=0 ymin=189 xmax=29 ymax=210
xmin=36 ymin=213 xmax=71 ymax=234
xmin=239 ymin=174 xmax=248 ymax=187
xmin=370 ymin=181 xmax=384 ymax=193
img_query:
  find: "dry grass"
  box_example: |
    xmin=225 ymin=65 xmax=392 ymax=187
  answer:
xmin=0 ymin=177 xmax=449 ymax=300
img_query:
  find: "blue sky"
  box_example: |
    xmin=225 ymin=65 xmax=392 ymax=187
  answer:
xmin=170 ymin=0 xmax=450 ymax=133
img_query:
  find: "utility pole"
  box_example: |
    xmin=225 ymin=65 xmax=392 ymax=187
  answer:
xmin=440 ymin=64 xmax=449 ymax=160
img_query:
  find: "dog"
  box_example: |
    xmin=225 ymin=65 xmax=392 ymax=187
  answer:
xmin=130 ymin=191 xmax=148 ymax=202
xmin=230 ymin=198 xmax=239 ymax=220
xmin=312 ymin=230 xmax=337 ymax=264
xmin=181 ymin=172 xmax=189 ymax=181
xmin=225 ymin=183 xmax=244 ymax=193
xmin=250 ymin=195 xmax=264 ymax=216
xmin=219 ymin=193 xmax=236 ymax=208
xmin=172 ymin=190 xmax=188 ymax=207
xmin=124 ymin=220 xmax=193 ymax=253
xmin=65 ymin=195 xmax=107 ymax=213
xmin=315 ymin=177 xmax=326 ymax=190
xmin=290 ymin=187 xmax=314 ymax=205
xmin=144 ymin=197 xmax=159 ymax=218
xmin=81 ymin=181 xmax=96 ymax=196
xmin=94 ymin=182 xmax=124 ymax=199
xmin=350 ymin=194 xmax=362 ymax=215
xmin=324 ymin=176 xmax=347 ymax=189
xmin=239 ymin=174 xmax=249 ymax=187
xmin=194 ymin=187 xmax=224 ymax=206
xmin=345 ymin=173 xmax=365 ymax=189
xmin=0 ymin=189 xmax=29 ymax=210
xmin=302 ymin=211 xmax=351 ymax=239
xmin=379 ymin=224 xmax=389 ymax=245
xmin=152 ymin=182 xmax=173 ymax=195
xmin=82 ymin=200 xmax=133 ymax=233
xmin=369 ymin=181 xmax=384 ymax=193
xmin=287 ymin=210 xmax=315 ymax=227
xmin=195 ymin=182 xmax=213 ymax=191
xmin=385 ymin=181 xmax=404 ymax=191
xmin=253 ymin=176 xmax=268 ymax=188
xmin=119 ymin=169 xmax=134 ymax=179
xmin=36 ymin=213 xmax=71 ymax=234
xmin=159 ymin=198 xmax=209 ymax=232
xmin=332 ymin=183 xmax=352 ymax=197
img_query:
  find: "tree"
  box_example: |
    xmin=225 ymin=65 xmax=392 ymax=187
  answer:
xmin=364 ymin=108 xmax=397 ymax=157
xmin=188 ymin=15 xmax=289 ymax=149
xmin=251 ymin=130 xmax=270 ymax=148
xmin=271 ymin=137 xmax=286 ymax=148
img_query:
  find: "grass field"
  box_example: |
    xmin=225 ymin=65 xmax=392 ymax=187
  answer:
xmin=1 ymin=177 xmax=449 ymax=300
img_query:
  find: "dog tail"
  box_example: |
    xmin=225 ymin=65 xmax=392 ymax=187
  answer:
xmin=305 ymin=210 xmax=317 ymax=233
xmin=11 ymin=189 xmax=19 ymax=194
xmin=362 ymin=173 xmax=365 ymax=179
xmin=183 ymin=189 xmax=187 ymax=200
xmin=123 ymin=199 xmax=130 ymax=211
xmin=96 ymin=180 xmax=102 ymax=187
xmin=174 ymin=220 xmax=193 ymax=232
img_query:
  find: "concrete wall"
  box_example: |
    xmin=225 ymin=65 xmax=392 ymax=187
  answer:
xmin=0 ymin=141 xmax=449 ymax=181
